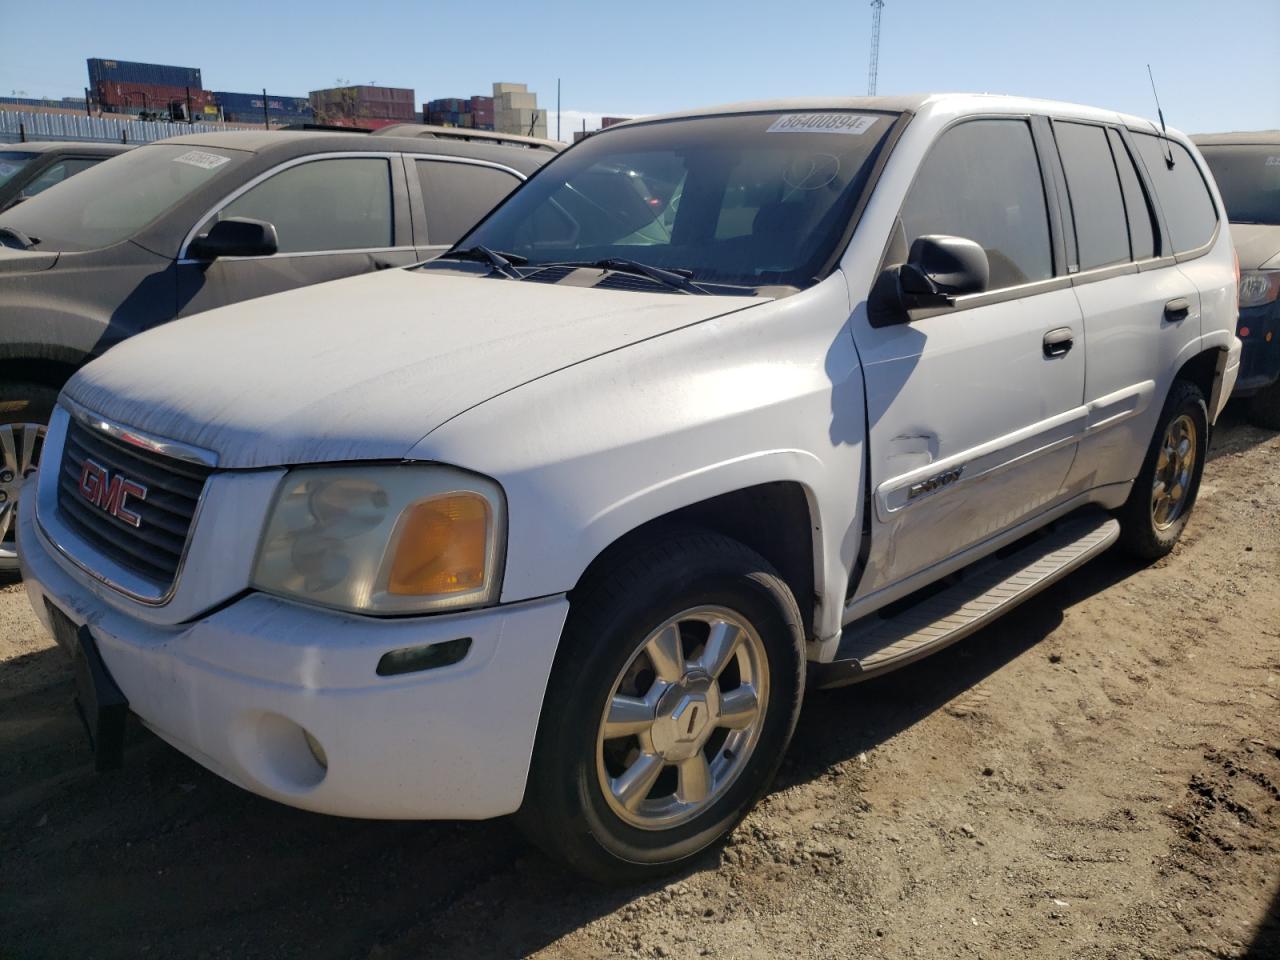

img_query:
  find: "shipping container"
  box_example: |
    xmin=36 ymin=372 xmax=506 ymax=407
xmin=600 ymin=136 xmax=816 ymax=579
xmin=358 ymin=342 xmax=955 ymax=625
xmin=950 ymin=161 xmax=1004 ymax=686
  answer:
xmin=87 ymin=58 xmax=201 ymax=91
xmin=95 ymin=81 xmax=216 ymax=113
xmin=213 ymin=91 xmax=311 ymax=116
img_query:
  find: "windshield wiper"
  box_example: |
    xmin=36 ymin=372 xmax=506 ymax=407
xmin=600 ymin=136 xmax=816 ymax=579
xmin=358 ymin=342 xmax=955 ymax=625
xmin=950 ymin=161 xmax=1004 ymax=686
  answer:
xmin=548 ymin=258 xmax=707 ymax=295
xmin=0 ymin=226 xmax=37 ymax=251
xmin=443 ymin=245 xmax=526 ymax=279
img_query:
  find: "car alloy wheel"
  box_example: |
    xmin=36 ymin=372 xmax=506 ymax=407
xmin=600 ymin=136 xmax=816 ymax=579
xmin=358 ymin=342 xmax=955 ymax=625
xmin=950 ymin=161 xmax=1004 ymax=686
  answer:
xmin=1151 ymin=413 xmax=1197 ymax=530
xmin=0 ymin=420 xmax=46 ymax=563
xmin=595 ymin=606 xmax=769 ymax=830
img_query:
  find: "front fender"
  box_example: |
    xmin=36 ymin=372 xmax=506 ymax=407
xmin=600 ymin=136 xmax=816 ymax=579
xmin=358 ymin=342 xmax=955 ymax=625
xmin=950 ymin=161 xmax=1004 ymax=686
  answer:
xmin=412 ymin=274 xmax=864 ymax=644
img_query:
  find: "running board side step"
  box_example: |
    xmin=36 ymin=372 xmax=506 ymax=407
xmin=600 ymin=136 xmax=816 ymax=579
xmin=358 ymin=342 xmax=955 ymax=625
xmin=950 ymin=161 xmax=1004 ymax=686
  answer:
xmin=813 ymin=510 xmax=1120 ymax=689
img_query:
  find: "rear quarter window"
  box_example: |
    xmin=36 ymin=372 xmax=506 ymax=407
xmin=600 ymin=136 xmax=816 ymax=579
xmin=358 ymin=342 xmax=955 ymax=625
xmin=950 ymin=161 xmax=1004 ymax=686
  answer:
xmin=1132 ymin=133 xmax=1218 ymax=254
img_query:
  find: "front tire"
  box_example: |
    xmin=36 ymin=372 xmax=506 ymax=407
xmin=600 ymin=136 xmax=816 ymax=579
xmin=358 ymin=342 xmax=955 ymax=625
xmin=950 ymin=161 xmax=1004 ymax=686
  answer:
xmin=519 ymin=531 xmax=805 ymax=882
xmin=0 ymin=383 xmax=57 ymax=576
xmin=1116 ymin=379 xmax=1208 ymax=560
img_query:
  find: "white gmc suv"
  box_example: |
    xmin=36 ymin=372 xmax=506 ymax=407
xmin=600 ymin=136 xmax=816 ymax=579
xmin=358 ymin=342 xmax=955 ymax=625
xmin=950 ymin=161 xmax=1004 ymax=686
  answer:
xmin=19 ymin=94 xmax=1240 ymax=881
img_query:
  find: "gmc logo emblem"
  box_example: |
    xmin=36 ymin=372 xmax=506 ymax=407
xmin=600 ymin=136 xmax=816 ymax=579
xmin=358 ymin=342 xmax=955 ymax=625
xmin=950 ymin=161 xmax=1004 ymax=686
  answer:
xmin=78 ymin=458 xmax=147 ymax=528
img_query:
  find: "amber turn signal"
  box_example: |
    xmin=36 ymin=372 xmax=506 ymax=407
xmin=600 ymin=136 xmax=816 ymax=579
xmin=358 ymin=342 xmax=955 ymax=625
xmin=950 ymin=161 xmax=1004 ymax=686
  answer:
xmin=386 ymin=493 xmax=490 ymax=596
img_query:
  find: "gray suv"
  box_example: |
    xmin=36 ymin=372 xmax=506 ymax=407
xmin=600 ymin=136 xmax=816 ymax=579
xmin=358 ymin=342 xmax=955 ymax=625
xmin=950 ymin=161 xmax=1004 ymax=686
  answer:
xmin=0 ymin=130 xmax=549 ymax=572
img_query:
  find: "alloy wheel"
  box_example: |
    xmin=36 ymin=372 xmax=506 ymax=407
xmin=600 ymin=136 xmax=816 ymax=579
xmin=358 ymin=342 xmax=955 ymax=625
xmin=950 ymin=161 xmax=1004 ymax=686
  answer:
xmin=0 ymin=421 xmax=46 ymax=562
xmin=1151 ymin=413 xmax=1197 ymax=530
xmin=595 ymin=606 xmax=770 ymax=831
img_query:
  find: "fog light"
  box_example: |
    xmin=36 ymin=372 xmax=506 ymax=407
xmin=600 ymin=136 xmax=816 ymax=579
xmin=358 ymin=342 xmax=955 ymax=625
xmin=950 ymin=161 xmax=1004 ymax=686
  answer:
xmin=376 ymin=637 xmax=472 ymax=677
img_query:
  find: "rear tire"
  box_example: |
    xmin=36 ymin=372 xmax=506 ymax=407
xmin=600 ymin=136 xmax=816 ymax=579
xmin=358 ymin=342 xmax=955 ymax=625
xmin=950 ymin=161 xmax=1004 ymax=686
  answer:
xmin=1116 ymin=379 xmax=1208 ymax=561
xmin=518 ymin=530 xmax=805 ymax=883
xmin=1246 ymin=378 xmax=1280 ymax=430
xmin=0 ymin=382 xmax=58 ymax=576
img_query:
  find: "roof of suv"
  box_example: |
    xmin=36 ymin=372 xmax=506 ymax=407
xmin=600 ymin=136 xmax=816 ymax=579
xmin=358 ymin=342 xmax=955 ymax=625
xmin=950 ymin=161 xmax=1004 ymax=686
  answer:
xmin=150 ymin=130 xmax=549 ymax=174
xmin=1193 ymin=131 xmax=1280 ymax=146
xmin=373 ymin=123 xmax=563 ymax=152
xmin=605 ymin=94 xmax=1174 ymax=138
xmin=3 ymin=140 xmax=133 ymax=156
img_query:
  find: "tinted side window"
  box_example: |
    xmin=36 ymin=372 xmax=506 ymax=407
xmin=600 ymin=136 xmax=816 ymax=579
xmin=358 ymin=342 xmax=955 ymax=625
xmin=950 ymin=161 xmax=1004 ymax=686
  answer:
xmin=1107 ymin=129 xmax=1156 ymax=260
xmin=901 ymin=119 xmax=1052 ymax=289
xmin=220 ymin=157 xmax=393 ymax=254
xmin=1132 ymin=133 xmax=1218 ymax=254
xmin=20 ymin=158 xmax=100 ymax=199
xmin=1054 ymin=122 xmax=1130 ymax=270
xmin=415 ymin=160 xmax=520 ymax=245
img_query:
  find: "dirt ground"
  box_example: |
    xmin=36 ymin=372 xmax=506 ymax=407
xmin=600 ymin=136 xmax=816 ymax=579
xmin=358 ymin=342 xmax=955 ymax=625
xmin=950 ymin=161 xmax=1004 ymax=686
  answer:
xmin=1 ymin=409 xmax=1277 ymax=960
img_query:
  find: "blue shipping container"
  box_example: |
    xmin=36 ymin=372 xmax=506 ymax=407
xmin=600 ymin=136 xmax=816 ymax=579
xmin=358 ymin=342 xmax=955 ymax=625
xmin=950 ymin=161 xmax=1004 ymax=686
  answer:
xmin=213 ymin=91 xmax=310 ymax=115
xmin=87 ymin=58 xmax=202 ymax=90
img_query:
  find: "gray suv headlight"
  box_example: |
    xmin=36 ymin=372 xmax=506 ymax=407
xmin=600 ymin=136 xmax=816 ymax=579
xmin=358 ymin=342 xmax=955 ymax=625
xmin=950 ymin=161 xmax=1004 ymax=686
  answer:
xmin=251 ymin=464 xmax=505 ymax=615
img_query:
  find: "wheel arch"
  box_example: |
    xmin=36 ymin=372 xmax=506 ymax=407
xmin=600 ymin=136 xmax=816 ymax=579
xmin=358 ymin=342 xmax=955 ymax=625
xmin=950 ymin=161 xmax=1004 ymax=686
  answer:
xmin=1173 ymin=340 xmax=1230 ymax=424
xmin=570 ymin=479 xmax=823 ymax=644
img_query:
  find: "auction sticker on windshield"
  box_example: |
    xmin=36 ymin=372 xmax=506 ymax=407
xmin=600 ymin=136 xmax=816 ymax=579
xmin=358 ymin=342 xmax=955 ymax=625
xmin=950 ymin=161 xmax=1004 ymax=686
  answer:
xmin=172 ymin=151 xmax=231 ymax=170
xmin=767 ymin=114 xmax=878 ymax=135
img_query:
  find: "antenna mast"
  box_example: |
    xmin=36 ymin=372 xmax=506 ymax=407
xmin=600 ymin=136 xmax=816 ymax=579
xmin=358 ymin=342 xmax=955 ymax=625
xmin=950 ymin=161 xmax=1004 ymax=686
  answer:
xmin=868 ymin=0 xmax=885 ymax=95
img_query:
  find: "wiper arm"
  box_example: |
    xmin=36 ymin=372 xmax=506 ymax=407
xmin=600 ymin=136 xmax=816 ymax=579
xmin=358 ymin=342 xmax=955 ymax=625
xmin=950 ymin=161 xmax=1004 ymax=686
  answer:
xmin=549 ymin=258 xmax=706 ymax=294
xmin=443 ymin=244 xmax=526 ymax=279
xmin=0 ymin=226 xmax=37 ymax=250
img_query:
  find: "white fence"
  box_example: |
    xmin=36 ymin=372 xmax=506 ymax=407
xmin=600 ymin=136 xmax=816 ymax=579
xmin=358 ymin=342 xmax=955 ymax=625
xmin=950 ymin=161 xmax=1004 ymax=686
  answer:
xmin=0 ymin=111 xmax=260 ymax=144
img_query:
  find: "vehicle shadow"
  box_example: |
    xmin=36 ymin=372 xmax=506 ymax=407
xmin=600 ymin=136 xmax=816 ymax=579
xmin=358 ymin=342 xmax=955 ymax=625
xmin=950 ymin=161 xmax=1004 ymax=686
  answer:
xmin=0 ymin=550 xmax=1149 ymax=960
xmin=1244 ymin=875 xmax=1280 ymax=959
xmin=1208 ymin=400 xmax=1277 ymax=462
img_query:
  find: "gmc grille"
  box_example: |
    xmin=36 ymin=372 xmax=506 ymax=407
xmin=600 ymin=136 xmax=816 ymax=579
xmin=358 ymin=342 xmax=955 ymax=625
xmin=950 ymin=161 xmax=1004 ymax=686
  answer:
xmin=57 ymin=417 xmax=212 ymax=591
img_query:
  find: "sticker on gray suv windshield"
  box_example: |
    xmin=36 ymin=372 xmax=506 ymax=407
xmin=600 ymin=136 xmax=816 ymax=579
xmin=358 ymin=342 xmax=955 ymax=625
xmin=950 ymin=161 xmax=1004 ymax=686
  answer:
xmin=172 ymin=150 xmax=230 ymax=170
xmin=767 ymin=114 xmax=877 ymax=135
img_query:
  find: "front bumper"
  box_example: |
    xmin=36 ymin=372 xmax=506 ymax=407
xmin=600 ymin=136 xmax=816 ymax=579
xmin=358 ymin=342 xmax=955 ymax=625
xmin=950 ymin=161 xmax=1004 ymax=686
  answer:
xmin=19 ymin=490 xmax=569 ymax=820
xmin=1231 ymin=301 xmax=1280 ymax=396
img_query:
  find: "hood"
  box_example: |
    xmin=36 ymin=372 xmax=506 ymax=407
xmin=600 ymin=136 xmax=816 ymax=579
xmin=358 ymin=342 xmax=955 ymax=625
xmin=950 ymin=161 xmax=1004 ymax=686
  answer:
xmin=1230 ymin=222 xmax=1280 ymax=271
xmin=64 ymin=269 xmax=769 ymax=469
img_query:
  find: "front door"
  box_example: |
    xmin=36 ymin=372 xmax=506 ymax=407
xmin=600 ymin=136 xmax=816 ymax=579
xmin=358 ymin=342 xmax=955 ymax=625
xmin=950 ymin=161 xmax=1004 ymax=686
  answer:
xmin=851 ymin=117 xmax=1086 ymax=601
xmin=177 ymin=154 xmax=416 ymax=317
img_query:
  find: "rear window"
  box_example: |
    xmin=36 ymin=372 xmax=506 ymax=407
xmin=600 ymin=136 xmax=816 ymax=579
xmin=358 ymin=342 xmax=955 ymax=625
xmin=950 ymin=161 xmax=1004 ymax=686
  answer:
xmin=0 ymin=144 xmax=247 ymax=251
xmin=1053 ymin=121 xmax=1130 ymax=270
xmin=1132 ymin=133 xmax=1218 ymax=253
xmin=1198 ymin=144 xmax=1280 ymax=226
xmin=415 ymin=160 xmax=520 ymax=245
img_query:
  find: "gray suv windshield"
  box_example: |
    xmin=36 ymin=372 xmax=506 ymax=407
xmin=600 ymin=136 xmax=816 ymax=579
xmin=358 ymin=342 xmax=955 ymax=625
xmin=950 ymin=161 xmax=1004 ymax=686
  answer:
xmin=457 ymin=110 xmax=899 ymax=288
xmin=0 ymin=144 xmax=248 ymax=251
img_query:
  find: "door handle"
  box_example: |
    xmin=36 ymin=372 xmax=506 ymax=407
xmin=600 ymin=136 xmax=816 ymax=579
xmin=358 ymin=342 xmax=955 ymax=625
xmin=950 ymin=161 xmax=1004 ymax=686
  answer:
xmin=1043 ymin=327 xmax=1074 ymax=358
xmin=1164 ymin=297 xmax=1191 ymax=323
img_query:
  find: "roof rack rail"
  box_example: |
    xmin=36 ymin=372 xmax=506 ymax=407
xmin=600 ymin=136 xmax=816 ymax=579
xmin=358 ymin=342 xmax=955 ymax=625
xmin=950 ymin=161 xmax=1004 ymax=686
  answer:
xmin=370 ymin=123 xmax=563 ymax=152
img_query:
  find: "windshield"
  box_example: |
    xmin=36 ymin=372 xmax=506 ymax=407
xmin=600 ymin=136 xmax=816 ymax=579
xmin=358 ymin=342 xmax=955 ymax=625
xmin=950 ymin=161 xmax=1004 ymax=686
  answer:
xmin=458 ymin=110 xmax=900 ymax=288
xmin=0 ymin=143 xmax=248 ymax=251
xmin=0 ymin=151 xmax=38 ymax=189
xmin=1199 ymin=144 xmax=1280 ymax=225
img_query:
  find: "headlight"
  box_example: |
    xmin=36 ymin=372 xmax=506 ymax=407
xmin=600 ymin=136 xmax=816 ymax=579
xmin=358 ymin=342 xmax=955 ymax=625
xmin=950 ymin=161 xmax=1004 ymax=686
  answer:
xmin=251 ymin=464 xmax=505 ymax=615
xmin=1239 ymin=271 xmax=1280 ymax=309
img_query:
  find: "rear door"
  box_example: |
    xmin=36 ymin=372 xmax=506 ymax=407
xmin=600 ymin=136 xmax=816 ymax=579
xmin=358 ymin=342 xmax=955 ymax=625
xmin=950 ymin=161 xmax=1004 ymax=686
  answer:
xmin=1060 ymin=123 xmax=1208 ymax=494
xmin=405 ymin=157 xmax=523 ymax=260
xmin=176 ymin=152 xmax=416 ymax=317
xmin=853 ymin=117 xmax=1086 ymax=599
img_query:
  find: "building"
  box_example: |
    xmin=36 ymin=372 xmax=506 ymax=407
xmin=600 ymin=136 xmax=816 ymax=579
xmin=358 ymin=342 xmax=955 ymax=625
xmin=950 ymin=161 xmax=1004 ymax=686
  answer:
xmin=573 ymin=116 xmax=632 ymax=142
xmin=424 ymin=94 xmax=494 ymax=131
xmin=493 ymin=82 xmax=546 ymax=139
xmin=601 ymin=116 xmax=630 ymax=128
xmin=309 ymin=84 xmax=416 ymax=128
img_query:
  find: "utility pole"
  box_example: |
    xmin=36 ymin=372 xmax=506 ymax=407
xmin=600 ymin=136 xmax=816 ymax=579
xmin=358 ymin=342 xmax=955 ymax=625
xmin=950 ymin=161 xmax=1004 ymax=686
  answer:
xmin=263 ymin=88 xmax=270 ymax=130
xmin=556 ymin=78 xmax=561 ymax=142
xmin=868 ymin=0 xmax=884 ymax=96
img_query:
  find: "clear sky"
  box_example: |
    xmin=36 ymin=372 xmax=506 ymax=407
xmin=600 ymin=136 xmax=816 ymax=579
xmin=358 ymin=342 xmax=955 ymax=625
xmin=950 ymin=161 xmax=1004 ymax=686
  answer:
xmin=1 ymin=0 xmax=1276 ymax=140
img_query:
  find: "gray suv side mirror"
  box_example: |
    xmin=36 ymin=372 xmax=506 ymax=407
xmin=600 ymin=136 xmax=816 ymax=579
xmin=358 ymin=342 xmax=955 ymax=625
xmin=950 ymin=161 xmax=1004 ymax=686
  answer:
xmin=188 ymin=217 xmax=279 ymax=260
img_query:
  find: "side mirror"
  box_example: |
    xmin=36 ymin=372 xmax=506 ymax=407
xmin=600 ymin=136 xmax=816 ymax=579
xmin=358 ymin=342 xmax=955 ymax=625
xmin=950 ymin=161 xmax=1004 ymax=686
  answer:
xmin=188 ymin=217 xmax=279 ymax=260
xmin=868 ymin=234 xmax=990 ymax=326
